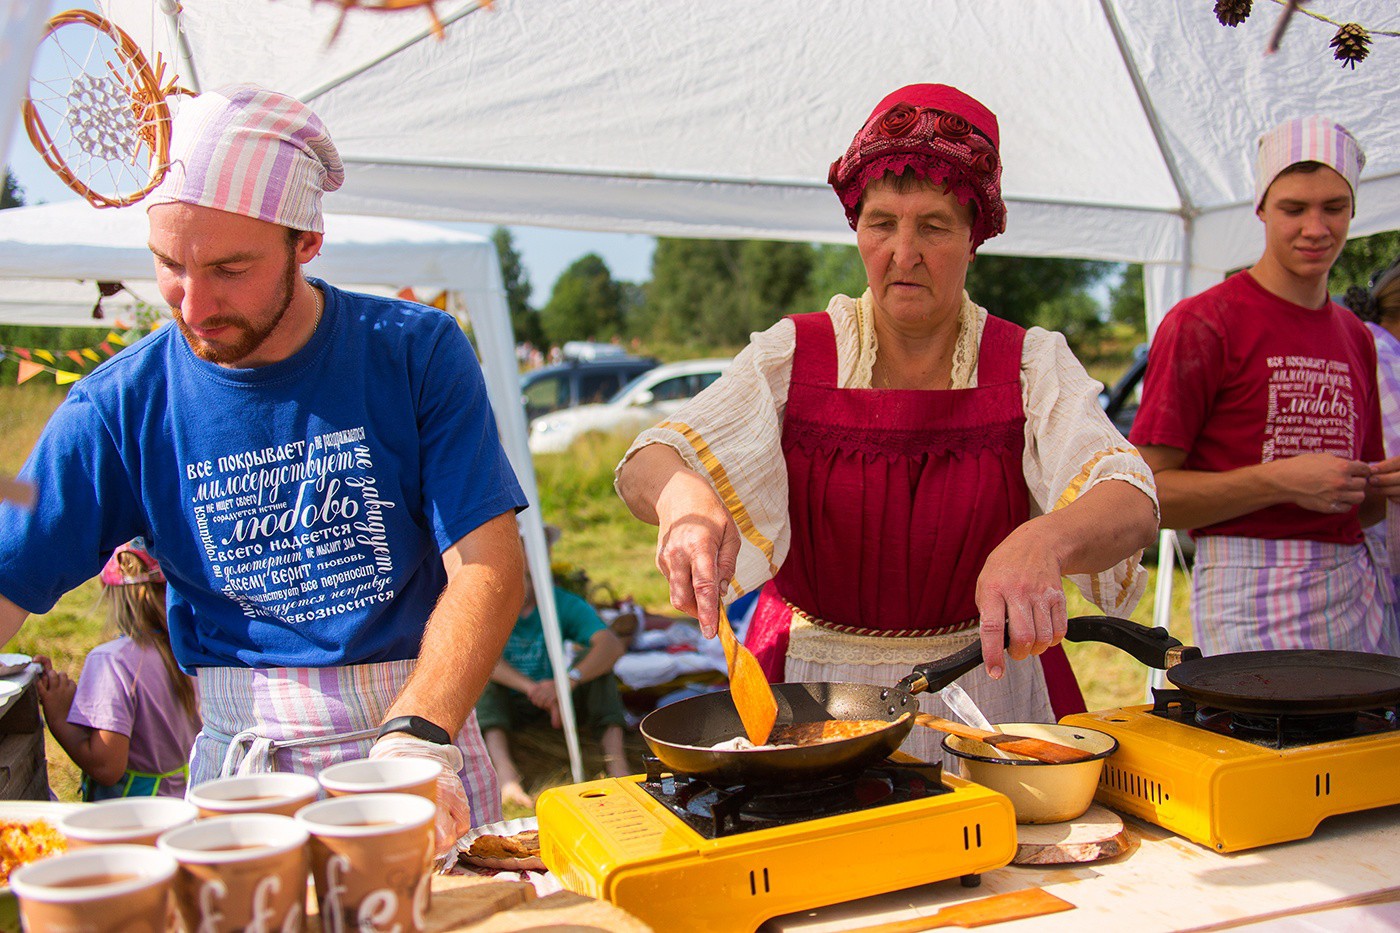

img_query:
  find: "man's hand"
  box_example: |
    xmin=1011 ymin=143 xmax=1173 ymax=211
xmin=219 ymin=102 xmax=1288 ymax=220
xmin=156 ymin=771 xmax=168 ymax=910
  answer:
xmin=1367 ymin=455 xmax=1400 ymax=502
xmin=654 ymin=470 xmax=741 ymax=639
xmin=526 ymin=679 xmax=558 ymax=710
xmin=369 ymin=734 xmax=471 ymax=860
xmin=1270 ymin=453 xmax=1372 ymax=513
xmin=975 ymin=523 xmax=1068 ymax=681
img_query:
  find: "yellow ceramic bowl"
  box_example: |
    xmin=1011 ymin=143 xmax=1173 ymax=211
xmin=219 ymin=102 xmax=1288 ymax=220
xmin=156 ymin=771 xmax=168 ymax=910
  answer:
xmin=942 ymin=722 xmax=1117 ymax=824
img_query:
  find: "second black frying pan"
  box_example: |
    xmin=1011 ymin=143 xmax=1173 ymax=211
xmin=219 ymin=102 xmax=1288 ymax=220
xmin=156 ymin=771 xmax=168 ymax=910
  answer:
xmin=1056 ymin=615 xmax=1400 ymax=714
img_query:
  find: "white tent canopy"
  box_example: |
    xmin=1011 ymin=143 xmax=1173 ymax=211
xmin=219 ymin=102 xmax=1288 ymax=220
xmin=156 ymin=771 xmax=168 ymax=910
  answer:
xmin=2 ymin=0 xmax=1397 ymax=735
xmin=101 ymin=0 xmax=1400 ymax=329
xmin=0 ymin=201 xmax=588 ymax=779
xmin=99 ymin=0 xmax=1397 ymax=652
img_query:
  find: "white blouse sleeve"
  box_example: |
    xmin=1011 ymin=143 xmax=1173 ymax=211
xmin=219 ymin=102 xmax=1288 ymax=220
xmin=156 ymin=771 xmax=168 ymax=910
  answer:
xmin=616 ymin=318 xmax=798 ymax=599
xmin=615 ymin=296 xmax=869 ymax=600
xmin=1020 ymin=326 xmax=1160 ymax=616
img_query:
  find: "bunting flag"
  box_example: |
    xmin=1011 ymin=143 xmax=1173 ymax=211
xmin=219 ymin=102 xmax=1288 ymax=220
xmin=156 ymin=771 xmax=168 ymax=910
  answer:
xmin=16 ymin=360 xmax=44 ymax=384
xmin=0 ymin=323 xmax=146 ymax=386
xmin=396 ymin=287 xmax=451 ymax=310
xmin=0 ymin=288 xmax=417 ymax=386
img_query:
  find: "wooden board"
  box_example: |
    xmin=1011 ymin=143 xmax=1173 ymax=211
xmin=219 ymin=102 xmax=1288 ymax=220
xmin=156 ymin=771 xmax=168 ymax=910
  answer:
xmin=464 ymin=890 xmax=655 ymax=932
xmin=1013 ymin=804 xmax=1135 ymax=865
xmin=767 ymin=803 xmax=1400 ymax=932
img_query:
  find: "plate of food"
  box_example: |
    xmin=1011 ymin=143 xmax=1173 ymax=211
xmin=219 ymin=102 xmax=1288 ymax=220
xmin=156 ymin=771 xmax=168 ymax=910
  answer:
xmin=0 ymin=655 xmax=31 ymax=678
xmin=457 ymin=816 xmax=544 ymax=871
xmin=0 ymin=801 xmax=81 ymax=894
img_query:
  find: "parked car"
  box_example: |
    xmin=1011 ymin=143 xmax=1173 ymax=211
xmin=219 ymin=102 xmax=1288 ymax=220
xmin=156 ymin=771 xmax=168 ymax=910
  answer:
xmin=1098 ymin=343 xmax=1148 ymax=438
xmin=520 ymin=356 xmax=658 ymax=422
xmin=529 ymin=358 xmax=732 ymax=454
xmin=1096 ymin=343 xmax=1194 ymax=564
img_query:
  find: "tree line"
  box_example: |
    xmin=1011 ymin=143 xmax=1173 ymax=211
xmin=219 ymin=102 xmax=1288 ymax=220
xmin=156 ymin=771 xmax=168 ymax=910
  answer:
xmin=497 ymin=227 xmax=1133 ymax=357
xmin=500 ymin=224 xmax=1400 ymax=360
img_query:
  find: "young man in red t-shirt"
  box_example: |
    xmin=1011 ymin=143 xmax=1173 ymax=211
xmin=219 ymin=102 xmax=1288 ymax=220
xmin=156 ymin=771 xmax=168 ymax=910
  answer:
xmin=1131 ymin=117 xmax=1399 ymax=657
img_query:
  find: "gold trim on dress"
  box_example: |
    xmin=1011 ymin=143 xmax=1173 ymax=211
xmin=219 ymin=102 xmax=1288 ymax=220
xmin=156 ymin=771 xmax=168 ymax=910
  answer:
xmin=657 ymin=419 xmax=781 ymax=578
xmin=784 ymin=596 xmax=977 ymax=638
xmin=1054 ymin=445 xmax=1141 ymax=511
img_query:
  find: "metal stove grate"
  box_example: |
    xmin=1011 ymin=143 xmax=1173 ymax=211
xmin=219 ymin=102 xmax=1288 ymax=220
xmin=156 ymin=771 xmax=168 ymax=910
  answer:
xmin=639 ymin=756 xmax=950 ymax=838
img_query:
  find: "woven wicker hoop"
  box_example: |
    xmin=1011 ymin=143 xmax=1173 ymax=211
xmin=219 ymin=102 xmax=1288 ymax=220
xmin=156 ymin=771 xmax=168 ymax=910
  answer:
xmin=22 ymin=9 xmax=186 ymax=209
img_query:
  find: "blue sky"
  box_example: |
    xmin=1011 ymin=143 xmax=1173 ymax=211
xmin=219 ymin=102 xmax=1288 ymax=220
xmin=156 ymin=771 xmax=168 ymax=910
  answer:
xmin=3 ymin=124 xmax=658 ymax=300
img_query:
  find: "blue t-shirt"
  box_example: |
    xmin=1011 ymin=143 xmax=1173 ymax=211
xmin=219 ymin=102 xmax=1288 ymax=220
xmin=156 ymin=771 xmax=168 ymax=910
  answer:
xmin=0 ymin=280 xmax=527 ymax=670
xmin=503 ymin=586 xmax=605 ymax=682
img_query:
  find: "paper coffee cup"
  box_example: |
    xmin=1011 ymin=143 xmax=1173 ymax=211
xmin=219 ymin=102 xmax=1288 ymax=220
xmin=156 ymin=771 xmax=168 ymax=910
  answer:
xmin=11 ymin=844 xmax=178 ymax=933
xmin=157 ymin=814 xmax=309 ymax=933
xmin=58 ymin=797 xmax=199 ymax=848
xmin=318 ymin=758 xmax=440 ymax=805
xmin=187 ymin=771 xmax=321 ymax=818
xmin=296 ymin=793 xmax=436 ymax=933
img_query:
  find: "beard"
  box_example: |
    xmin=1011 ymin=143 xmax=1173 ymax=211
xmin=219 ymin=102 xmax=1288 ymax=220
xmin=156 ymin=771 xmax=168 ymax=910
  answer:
xmin=175 ymin=252 xmax=299 ymax=365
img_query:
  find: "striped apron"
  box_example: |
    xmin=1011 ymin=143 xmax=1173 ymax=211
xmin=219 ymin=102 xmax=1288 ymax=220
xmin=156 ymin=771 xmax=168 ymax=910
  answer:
xmin=1192 ymin=535 xmax=1400 ymax=657
xmin=188 ymin=660 xmax=502 ymax=828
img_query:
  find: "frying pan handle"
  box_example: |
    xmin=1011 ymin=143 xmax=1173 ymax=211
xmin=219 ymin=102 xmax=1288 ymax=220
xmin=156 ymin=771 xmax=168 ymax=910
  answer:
xmin=896 ymin=639 xmax=989 ymax=696
xmin=894 ymin=615 xmax=1203 ymax=694
xmin=1063 ymin=615 xmax=1202 ymax=669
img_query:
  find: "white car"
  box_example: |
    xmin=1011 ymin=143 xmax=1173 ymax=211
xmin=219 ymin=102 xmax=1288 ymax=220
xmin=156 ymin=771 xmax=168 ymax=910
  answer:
xmin=529 ymin=358 xmax=731 ymax=454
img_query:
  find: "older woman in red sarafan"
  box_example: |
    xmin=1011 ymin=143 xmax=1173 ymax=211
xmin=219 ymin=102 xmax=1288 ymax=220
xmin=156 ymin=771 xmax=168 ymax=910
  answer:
xmin=616 ymin=84 xmax=1159 ymax=763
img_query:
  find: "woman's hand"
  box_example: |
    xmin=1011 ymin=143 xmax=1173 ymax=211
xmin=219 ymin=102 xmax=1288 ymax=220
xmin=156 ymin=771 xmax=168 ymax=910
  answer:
xmin=655 ymin=470 xmax=742 ymax=638
xmin=974 ymin=522 xmax=1068 ymax=680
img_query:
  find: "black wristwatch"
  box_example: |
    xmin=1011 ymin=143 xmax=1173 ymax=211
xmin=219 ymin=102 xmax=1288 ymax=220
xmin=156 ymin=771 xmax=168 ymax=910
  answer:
xmin=377 ymin=715 xmax=452 ymax=746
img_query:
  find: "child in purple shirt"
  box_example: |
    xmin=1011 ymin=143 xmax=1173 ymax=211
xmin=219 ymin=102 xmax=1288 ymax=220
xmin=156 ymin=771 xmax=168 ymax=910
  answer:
xmin=37 ymin=540 xmax=200 ymax=800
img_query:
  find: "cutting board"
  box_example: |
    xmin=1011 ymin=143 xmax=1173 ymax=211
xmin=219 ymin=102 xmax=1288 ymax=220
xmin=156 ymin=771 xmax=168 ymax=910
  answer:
xmin=1013 ymin=805 xmax=1136 ymax=865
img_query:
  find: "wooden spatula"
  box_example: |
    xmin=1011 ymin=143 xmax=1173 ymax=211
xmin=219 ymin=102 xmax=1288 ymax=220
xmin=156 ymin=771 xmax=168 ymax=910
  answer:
xmin=842 ymin=887 xmax=1074 ymax=932
xmin=717 ymin=600 xmax=777 ymax=746
xmin=914 ymin=714 xmax=1096 ymax=764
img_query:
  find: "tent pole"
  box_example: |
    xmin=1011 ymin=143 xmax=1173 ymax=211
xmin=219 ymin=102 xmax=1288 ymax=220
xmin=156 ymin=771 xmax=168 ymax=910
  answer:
xmin=456 ymin=278 xmax=587 ymax=785
xmin=157 ymin=0 xmax=202 ymax=93
xmin=0 ymin=5 xmax=49 ymax=161
xmin=1147 ymin=529 xmax=1174 ymax=699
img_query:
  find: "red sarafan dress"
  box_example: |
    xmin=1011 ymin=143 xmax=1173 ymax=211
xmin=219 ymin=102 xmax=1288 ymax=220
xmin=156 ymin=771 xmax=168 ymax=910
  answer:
xmin=745 ymin=310 xmax=1085 ymax=721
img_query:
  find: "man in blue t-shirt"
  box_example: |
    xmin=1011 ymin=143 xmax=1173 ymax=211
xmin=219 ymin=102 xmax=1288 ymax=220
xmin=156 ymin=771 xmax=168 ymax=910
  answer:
xmin=0 ymin=86 xmax=527 ymax=853
xmin=476 ymin=527 xmax=628 ymax=809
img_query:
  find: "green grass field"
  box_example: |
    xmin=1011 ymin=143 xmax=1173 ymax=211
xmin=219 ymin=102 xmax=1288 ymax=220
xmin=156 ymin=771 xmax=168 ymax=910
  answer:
xmin=3 ymin=378 xmax=1191 ymax=808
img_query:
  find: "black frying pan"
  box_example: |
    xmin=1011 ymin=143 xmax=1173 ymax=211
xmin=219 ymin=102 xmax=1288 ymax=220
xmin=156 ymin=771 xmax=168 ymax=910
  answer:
xmin=640 ymin=681 xmax=925 ymax=785
xmin=639 ymin=632 xmax=1030 ymax=785
xmin=1062 ymin=615 xmax=1400 ymax=715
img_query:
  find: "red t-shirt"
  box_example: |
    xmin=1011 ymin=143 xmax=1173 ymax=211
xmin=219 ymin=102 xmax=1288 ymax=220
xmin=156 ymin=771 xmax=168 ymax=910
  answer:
xmin=1129 ymin=271 xmax=1382 ymax=543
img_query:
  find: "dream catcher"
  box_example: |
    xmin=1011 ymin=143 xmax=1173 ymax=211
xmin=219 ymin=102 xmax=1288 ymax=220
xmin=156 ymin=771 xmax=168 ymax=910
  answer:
xmin=23 ymin=9 xmax=191 ymax=209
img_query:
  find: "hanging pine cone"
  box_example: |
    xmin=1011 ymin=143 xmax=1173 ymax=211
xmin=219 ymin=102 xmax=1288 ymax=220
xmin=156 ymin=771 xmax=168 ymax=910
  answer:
xmin=1214 ymin=0 xmax=1252 ymax=28
xmin=1330 ymin=23 xmax=1371 ymax=69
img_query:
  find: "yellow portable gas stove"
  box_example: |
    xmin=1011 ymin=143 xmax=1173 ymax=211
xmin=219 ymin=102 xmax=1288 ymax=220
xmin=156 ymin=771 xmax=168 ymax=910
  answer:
xmin=1063 ymin=692 xmax=1400 ymax=853
xmin=537 ymin=759 xmax=1017 ymax=933
xmin=1057 ymin=615 xmax=1400 ymax=853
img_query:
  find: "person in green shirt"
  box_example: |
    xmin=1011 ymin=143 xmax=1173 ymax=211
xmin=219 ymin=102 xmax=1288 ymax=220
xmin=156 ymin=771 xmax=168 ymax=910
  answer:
xmin=476 ymin=527 xmax=629 ymax=809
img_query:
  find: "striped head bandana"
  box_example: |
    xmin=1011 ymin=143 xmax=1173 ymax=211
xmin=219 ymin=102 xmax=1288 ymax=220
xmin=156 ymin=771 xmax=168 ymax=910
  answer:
xmin=1255 ymin=116 xmax=1365 ymax=214
xmin=148 ymin=84 xmax=344 ymax=232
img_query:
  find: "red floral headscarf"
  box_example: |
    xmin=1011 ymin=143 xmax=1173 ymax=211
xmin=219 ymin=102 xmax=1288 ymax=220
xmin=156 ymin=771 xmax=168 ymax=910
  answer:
xmin=829 ymin=84 xmax=1006 ymax=251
